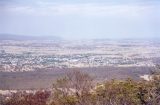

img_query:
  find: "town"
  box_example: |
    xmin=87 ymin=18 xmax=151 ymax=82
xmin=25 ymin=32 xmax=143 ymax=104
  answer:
xmin=0 ymin=39 xmax=160 ymax=72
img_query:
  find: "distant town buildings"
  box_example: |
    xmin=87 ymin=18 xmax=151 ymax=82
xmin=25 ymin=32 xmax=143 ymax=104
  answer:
xmin=0 ymin=40 xmax=160 ymax=72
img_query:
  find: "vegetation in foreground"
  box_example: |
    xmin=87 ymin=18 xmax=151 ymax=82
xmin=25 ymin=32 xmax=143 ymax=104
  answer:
xmin=1 ymin=67 xmax=160 ymax=105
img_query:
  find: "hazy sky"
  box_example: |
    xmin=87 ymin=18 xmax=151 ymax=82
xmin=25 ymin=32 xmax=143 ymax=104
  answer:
xmin=0 ymin=0 xmax=160 ymax=39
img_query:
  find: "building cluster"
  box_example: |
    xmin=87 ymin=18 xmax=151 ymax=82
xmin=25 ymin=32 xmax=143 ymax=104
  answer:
xmin=0 ymin=40 xmax=160 ymax=72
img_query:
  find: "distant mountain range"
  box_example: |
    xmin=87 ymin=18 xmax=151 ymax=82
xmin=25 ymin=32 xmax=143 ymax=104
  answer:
xmin=0 ymin=34 xmax=61 ymax=41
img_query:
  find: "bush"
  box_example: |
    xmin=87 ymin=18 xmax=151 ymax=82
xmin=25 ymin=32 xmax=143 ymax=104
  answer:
xmin=2 ymin=70 xmax=160 ymax=105
xmin=3 ymin=91 xmax=50 ymax=105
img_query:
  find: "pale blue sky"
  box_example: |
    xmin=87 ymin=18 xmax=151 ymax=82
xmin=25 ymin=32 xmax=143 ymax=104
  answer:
xmin=0 ymin=0 xmax=160 ymax=39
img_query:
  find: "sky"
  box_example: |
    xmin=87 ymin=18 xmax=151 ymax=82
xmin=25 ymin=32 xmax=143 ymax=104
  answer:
xmin=0 ymin=0 xmax=160 ymax=39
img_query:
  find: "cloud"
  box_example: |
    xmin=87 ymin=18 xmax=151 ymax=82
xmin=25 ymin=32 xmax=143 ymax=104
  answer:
xmin=1 ymin=2 xmax=159 ymax=18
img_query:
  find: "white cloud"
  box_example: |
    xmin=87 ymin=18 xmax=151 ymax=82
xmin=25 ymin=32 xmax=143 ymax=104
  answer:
xmin=1 ymin=3 xmax=159 ymax=17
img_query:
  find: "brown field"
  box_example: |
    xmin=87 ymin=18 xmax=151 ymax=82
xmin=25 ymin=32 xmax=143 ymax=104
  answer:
xmin=0 ymin=66 xmax=153 ymax=90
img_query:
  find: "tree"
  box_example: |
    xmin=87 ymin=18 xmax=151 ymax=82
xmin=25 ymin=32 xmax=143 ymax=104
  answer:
xmin=48 ymin=70 xmax=94 ymax=105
